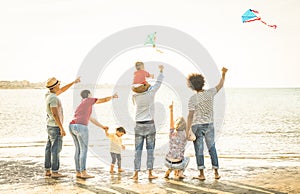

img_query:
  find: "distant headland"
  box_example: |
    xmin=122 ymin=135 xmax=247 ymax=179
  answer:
xmin=0 ymin=80 xmax=116 ymax=89
xmin=0 ymin=80 xmax=44 ymax=89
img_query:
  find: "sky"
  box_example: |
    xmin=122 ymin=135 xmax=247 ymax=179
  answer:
xmin=0 ymin=0 xmax=299 ymax=87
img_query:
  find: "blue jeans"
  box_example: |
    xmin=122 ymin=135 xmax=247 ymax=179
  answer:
xmin=134 ymin=123 xmax=156 ymax=171
xmin=45 ymin=126 xmax=63 ymax=172
xmin=69 ymin=124 xmax=89 ymax=172
xmin=111 ymin=152 xmax=121 ymax=168
xmin=164 ymin=157 xmax=190 ymax=171
xmin=192 ymin=123 xmax=219 ymax=169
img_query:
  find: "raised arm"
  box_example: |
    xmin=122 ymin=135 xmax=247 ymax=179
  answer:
xmin=169 ymin=101 xmax=174 ymax=129
xmin=57 ymin=77 xmax=81 ymax=96
xmin=150 ymin=65 xmax=164 ymax=93
xmin=96 ymin=92 xmax=118 ymax=104
xmin=215 ymin=67 xmax=228 ymax=92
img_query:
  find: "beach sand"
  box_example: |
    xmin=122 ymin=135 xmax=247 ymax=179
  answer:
xmin=0 ymin=158 xmax=299 ymax=194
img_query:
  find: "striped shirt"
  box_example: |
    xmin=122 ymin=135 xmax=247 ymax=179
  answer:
xmin=188 ymin=88 xmax=217 ymax=125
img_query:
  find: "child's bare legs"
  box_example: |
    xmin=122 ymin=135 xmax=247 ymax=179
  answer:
xmin=174 ymin=170 xmax=180 ymax=179
xmin=214 ymin=169 xmax=221 ymax=179
xmin=132 ymin=83 xmax=150 ymax=93
xmin=178 ymin=170 xmax=185 ymax=179
xmin=164 ymin=169 xmax=172 ymax=178
xmin=148 ymin=169 xmax=158 ymax=179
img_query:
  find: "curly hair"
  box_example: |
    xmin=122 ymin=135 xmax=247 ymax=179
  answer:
xmin=186 ymin=73 xmax=205 ymax=92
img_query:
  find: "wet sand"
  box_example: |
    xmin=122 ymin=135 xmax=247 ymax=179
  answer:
xmin=0 ymin=158 xmax=299 ymax=194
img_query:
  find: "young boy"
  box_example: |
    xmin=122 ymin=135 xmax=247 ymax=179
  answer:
xmin=132 ymin=61 xmax=154 ymax=93
xmin=105 ymin=127 xmax=126 ymax=173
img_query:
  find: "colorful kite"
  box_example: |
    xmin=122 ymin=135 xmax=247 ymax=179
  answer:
xmin=144 ymin=32 xmax=157 ymax=47
xmin=144 ymin=32 xmax=163 ymax=53
xmin=242 ymin=9 xmax=277 ymax=29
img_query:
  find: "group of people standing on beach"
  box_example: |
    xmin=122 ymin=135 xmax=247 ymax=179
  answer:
xmin=44 ymin=61 xmax=227 ymax=181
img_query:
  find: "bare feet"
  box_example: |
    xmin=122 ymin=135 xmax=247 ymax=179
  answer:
xmin=193 ymin=170 xmax=205 ymax=180
xmin=51 ymin=172 xmax=67 ymax=178
xmin=110 ymin=170 xmax=116 ymax=174
xmin=193 ymin=174 xmax=205 ymax=180
xmin=164 ymin=169 xmax=172 ymax=178
xmin=148 ymin=170 xmax=158 ymax=179
xmin=214 ymin=169 xmax=221 ymax=179
xmin=45 ymin=170 xmax=51 ymax=177
xmin=178 ymin=170 xmax=186 ymax=179
xmin=131 ymin=171 xmax=138 ymax=180
xmin=118 ymin=169 xmax=124 ymax=173
xmin=76 ymin=171 xmax=82 ymax=178
xmin=80 ymin=170 xmax=95 ymax=179
xmin=215 ymin=174 xmax=221 ymax=179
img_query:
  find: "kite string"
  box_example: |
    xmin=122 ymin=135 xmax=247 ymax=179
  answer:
xmin=249 ymin=9 xmax=277 ymax=29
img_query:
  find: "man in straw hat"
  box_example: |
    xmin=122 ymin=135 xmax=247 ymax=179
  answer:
xmin=44 ymin=76 xmax=80 ymax=178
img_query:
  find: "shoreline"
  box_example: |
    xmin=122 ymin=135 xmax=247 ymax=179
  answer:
xmin=1 ymin=156 xmax=299 ymax=193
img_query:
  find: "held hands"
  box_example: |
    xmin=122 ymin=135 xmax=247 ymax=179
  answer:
xmin=102 ymin=126 xmax=109 ymax=131
xmin=121 ymin=145 xmax=125 ymax=150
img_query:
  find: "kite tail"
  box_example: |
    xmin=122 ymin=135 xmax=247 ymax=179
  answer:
xmin=251 ymin=9 xmax=277 ymax=29
xmin=260 ymin=20 xmax=277 ymax=29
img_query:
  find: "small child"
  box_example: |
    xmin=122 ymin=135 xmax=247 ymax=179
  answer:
xmin=105 ymin=127 xmax=126 ymax=173
xmin=164 ymin=102 xmax=190 ymax=179
xmin=132 ymin=61 xmax=154 ymax=93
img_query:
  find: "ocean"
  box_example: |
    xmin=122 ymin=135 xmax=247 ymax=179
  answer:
xmin=0 ymin=88 xmax=299 ymax=170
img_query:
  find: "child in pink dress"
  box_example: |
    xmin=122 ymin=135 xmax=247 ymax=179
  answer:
xmin=132 ymin=61 xmax=154 ymax=93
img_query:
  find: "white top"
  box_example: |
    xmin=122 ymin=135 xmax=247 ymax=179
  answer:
xmin=188 ymin=88 xmax=217 ymax=125
xmin=107 ymin=133 xmax=122 ymax=154
xmin=132 ymin=73 xmax=164 ymax=122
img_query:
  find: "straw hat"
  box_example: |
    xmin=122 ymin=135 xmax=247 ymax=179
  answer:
xmin=45 ymin=77 xmax=60 ymax=89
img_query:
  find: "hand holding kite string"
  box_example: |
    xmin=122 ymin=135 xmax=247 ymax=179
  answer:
xmin=242 ymin=9 xmax=277 ymax=29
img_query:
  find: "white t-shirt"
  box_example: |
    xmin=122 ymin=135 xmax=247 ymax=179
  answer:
xmin=107 ymin=133 xmax=122 ymax=154
xmin=188 ymin=88 xmax=217 ymax=125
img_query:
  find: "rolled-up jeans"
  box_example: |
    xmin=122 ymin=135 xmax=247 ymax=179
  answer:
xmin=134 ymin=122 xmax=156 ymax=171
xmin=192 ymin=123 xmax=219 ymax=170
xmin=69 ymin=124 xmax=89 ymax=172
xmin=45 ymin=126 xmax=63 ymax=172
xmin=164 ymin=157 xmax=190 ymax=171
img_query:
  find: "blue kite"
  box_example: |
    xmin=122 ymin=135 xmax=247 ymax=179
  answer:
xmin=242 ymin=9 xmax=277 ymax=29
